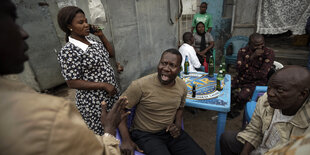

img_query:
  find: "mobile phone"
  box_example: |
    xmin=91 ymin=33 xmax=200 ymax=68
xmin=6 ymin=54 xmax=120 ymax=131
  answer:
xmin=89 ymin=25 xmax=96 ymax=34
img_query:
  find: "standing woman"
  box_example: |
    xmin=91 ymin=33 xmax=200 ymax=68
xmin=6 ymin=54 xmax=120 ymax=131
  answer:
xmin=57 ymin=6 xmax=121 ymax=135
xmin=193 ymin=22 xmax=214 ymax=64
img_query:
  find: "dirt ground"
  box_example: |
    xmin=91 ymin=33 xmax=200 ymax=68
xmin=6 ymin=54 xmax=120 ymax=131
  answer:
xmin=183 ymin=108 xmax=243 ymax=155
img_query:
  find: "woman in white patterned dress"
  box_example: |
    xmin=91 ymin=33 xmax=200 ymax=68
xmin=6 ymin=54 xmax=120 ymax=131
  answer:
xmin=56 ymin=6 xmax=122 ymax=135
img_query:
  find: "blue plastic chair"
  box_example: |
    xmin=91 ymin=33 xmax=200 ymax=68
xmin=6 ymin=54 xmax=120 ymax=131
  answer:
xmin=223 ymin=36 xmax=249 ymax=69
xmin=244 ymin=86 xmax=268 ymax=125
xmin=116 ymin=107 xmax=144 ymax=155
xmin=116 ymin=107 xmax=184 ymax=155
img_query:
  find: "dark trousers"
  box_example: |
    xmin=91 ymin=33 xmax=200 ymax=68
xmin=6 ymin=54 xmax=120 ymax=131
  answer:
xmin=196 ymin=50 xmax=213 ymax=64
xmin=131 ymin=129 xmax=206 ymax=155
xmin=220 ymin=131 xmax=244 ymax=155
xmin=231 ymin=79 xmax=256 ymax=109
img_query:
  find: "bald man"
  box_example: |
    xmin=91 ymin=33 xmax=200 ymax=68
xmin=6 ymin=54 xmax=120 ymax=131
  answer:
xmin=220 ymin=65 xmax=310 ymax=155
xmin=229 ymin=33 xmax=275 ymax=118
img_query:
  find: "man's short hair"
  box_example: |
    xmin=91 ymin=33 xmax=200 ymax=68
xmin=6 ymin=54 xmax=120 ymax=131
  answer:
xmin=249 ymin=33 xmax=264 ymax=42
xmin=201 ymin=2 xmax=208 ymax=6
xmin=183 ymin=32 xmax=193 ymax=43
xmin=0 ymin=0 xmax=17 ymax=19
xmin=161 ymin=48 xmax=182 ymax=66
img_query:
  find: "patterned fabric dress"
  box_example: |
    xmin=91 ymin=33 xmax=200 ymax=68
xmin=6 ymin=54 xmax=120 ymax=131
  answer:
xmin=57 ymin=36 xmax=119 ymax=135
xmin=232 ymin=46 xmax=274 ymax=107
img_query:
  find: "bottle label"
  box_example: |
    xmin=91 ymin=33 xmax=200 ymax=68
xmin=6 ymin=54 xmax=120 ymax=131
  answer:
xmin=221 ymin=80 xmax=224 ymax=89
xmin=216 ymin=79 xmax=224 ymax=90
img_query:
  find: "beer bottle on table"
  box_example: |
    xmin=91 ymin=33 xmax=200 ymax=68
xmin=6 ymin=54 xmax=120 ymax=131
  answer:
xmin=208 ymin=55 xmax=214 ymax=77
xmin=221 ymin=58 xmax=226 ymax=76
xmin=192 ymin=83 xmax=196 ymax=98
xmin=216 ymin=70 xmax=224 ymax=91
xmin=184 ymin=55 xmax=189 ymax=75
xmin=178 ymin=66 xmax=183 ymax=77
xmin=203 ymin=57 xmax=208 ymax=73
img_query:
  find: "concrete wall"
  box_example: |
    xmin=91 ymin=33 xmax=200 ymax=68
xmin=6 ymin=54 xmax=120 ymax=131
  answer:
xmin=12 ymin=0 xmax=179 ymax=91
xmin=231 ymin=0 xmax=258 ymax=37
xmin=202 ymin=0 xmax=225 ymax=39
xmin=13 ymin=0 xmax=64 ymax=91
xmin=104 ymin=0 xmax=179 ymax=90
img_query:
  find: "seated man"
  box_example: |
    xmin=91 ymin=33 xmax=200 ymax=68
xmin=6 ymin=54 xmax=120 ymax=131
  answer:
xmin=179 ymin=32 xmax=201 ymax=72
xmin=220 ymin=65 xmax=310 ymax=155
xmin=229 ymin=33 xmax=275 ymax=118
xmin=0 ymin=0 xmax=128 ymax=154
xmin=119 ymin=49 xmax=205 ymax=155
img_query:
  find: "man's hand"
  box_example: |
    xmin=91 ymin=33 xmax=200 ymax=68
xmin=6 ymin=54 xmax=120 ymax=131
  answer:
xmin=254 ymin=48 xmax=264 ymax=56
xmin=166 ymin=123 xmax=181 ymax=138
xmin=121 ymin=140 xmax=143 ymax=155
xmin=101 ymin=97 xmax=130 ymax=135
xmin=240 ymin=142 xmax=255 ymax=155
xmin=250 ymin=48 xmax=264 ymax=60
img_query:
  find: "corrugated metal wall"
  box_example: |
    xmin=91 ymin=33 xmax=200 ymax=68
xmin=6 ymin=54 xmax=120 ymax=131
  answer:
xmin=105 ymin=0 xmax=179 ymax=89
xmin=13 ymin=0 xmax=179 ymax=91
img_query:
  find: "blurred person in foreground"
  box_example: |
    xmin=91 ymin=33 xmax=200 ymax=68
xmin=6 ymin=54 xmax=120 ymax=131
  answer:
xmin=0 ymin=0 xmax=128 ymax=154
xmin=220 ymin=65 xmax=310 ymax=155
xmin=264 ymin=130 xmax=310 ymax=155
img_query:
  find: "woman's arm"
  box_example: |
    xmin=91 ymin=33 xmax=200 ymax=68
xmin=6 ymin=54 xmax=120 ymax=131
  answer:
xmin=91 ymin=26 xmax=115 ymax=57
xmin=201 ymin=41 xmax=214 ymax=55
xmin=66 ymin=79 xmax=117 ymax=96
xmin=98 ymin=34 xmax=115 ymax=57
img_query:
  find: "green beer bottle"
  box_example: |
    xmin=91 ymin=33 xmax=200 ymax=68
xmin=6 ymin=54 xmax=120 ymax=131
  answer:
xmin=208 ymin=55 xmax=214 ymax=77
xmin=184 ymin=55 xmax=189 ymax=75
xmin=216 ymin=70 xmax=224 ymax=91
xmin=192 ymin=83 xmax=196 ymax=98
xmin=221 ymin=57 xmax=226 ymax=76
xmin=178 ymin=66 xmax=182 ymax=77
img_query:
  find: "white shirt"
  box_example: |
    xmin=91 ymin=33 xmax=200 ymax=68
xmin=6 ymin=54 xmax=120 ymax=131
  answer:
xmin=251 ymin=109 xmax=294 ymax=155
xmin=179 ymin=43 xmax=201 ymax=72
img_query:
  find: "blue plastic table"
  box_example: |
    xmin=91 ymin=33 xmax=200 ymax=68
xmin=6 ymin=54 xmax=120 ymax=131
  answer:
xmin=182 ymin=72 xmax=231 ymax=155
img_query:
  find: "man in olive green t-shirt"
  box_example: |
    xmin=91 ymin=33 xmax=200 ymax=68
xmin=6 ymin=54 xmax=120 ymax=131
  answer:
xmin=191 ymin=2 xmax=213 ymax=33
xmin=118 ymin=49 xmax=206 ymax=155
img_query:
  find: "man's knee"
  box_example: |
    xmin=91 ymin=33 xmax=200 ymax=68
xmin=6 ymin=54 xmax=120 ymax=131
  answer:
xmin=220 ymin=131 xmax=239 ymax=149
xmin=171 ymin=131 xmax=206 ymax=155
xmin=220 ymin=131 xmax=231 ymax=147
xmin=220 ymin=131 xmax=243 ymax=155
